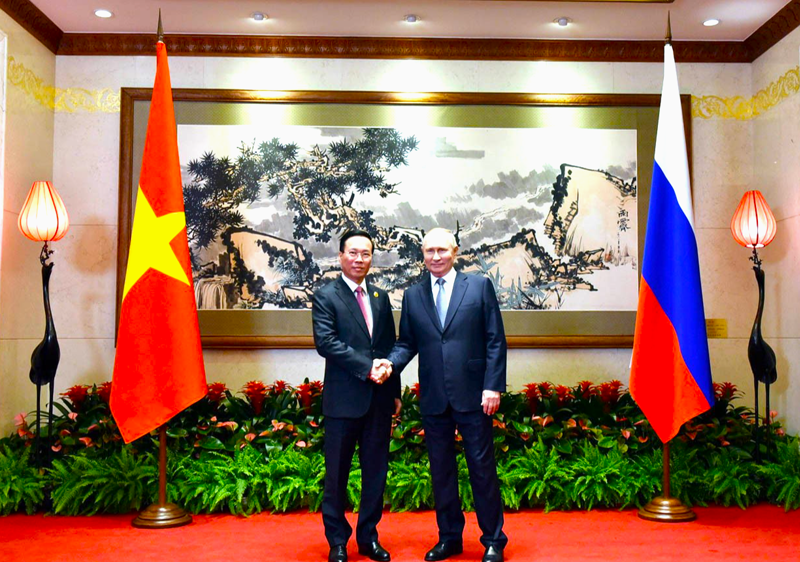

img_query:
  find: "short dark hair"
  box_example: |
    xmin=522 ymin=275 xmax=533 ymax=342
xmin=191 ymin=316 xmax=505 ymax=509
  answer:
xmin=339 ymin=230 xmax=374 ymax=253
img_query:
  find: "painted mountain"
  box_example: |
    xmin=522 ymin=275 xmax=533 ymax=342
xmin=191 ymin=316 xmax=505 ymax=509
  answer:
xmin=181 ymin=125 xmax=639 ymax=311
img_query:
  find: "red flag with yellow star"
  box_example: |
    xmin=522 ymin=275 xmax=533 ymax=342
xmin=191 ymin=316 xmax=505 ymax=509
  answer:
xmin=111 ymin=39 xmax=206 ymax=443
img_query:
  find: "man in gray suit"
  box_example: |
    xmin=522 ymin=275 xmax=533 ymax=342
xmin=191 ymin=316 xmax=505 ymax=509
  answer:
xmin=385 ymin=228 xmax=508 ymax=562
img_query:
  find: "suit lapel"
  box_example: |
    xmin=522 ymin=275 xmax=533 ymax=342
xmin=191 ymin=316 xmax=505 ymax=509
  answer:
xmin=367 ymin=283 xmax=381 ymax=343
xmin=335 ymin=277 xmax=371 ymax=339
xmin=442 ymin=272 xmax=468 ymax=333
xmin=420 ymin=274 xmax=443 ymax=333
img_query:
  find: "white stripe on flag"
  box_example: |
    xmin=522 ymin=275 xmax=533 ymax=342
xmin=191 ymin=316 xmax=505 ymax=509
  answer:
xmin=653 ymin=43 xmax=695 ymax=230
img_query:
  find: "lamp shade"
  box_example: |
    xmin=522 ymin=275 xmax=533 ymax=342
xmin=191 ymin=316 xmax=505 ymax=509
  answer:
xmin=730 ymin=190 xmax=776 ymax=248
xmin=18 ymin=181 xmax=69 ymax=242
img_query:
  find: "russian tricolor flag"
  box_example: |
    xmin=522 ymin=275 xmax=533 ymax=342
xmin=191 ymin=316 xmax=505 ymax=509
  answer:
xmin=630 ymin=42 xmax=714 ymax=443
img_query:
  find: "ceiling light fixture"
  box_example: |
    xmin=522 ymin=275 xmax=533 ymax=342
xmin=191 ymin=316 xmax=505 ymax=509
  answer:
xmin=703 ymin=18 xmax=720 ymax=27
xmin=554 ymin=17 xmax=571 ymax=27
xmin=252 ymin=12 xmax=268 ymax=22
xmin=404 ymin=14 xmax=419 ymax=24
xmin=94 ymin=9 xmax=113 ymax=18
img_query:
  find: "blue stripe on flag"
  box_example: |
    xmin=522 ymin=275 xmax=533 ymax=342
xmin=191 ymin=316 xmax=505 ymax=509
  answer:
xmin=641 ymin=162 xmax=714 ymax=405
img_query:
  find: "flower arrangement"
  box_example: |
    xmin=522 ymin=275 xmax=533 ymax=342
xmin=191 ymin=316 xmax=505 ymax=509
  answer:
xmin=2 ymin=379 xmax=798 ymax=516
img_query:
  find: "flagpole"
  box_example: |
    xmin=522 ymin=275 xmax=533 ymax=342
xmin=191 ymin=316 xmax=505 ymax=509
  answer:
xmin=132 ymin=424 xmax=192 ymax=528
xmin=126 ymin=11 xmax=195 ymax=529
xmin=634 ymin=12 xmax=704 ymax=523
xmin=638 ymin=441 xmax=696 ymax=522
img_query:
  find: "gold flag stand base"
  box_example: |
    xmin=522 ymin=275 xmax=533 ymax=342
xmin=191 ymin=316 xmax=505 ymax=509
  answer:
xmin=638 ymin=441 xmax=697 ymax=523
xmin=132 ymin=503 xmax=192 ymax=529
xmin=131 ymin=424 xmax=192 ymax=529
xmin=638 ymin=496 xmax=696 ymax=523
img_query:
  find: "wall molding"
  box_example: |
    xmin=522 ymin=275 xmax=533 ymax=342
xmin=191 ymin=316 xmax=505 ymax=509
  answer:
xmin=692 ymin=66 xmax=800 ymax=120
xmin=7 ymin=56 xmax=120 ymax=112
xmin=1 ymin=0 xmax=800 ymax=62
xmin=0 ymin=0 xmax=61 ymax=54
xmin=56 ymin=34 xmax=751 ymax=63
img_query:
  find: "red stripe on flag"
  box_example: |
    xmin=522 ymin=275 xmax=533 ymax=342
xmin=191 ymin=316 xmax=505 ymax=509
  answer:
xmin=630 ymin=278 xmax=712 ymax=442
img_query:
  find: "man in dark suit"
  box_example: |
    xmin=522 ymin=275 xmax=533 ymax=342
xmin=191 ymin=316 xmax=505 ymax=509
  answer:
xmin=385 ymin=228 xmax=508 ymax=562
xmin=312 ymin=230 xmax=402 ymax=562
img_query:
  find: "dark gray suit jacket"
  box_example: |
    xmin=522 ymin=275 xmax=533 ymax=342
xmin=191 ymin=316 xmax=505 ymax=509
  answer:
xmin=312 ymin=276 xmax=399 ymax=418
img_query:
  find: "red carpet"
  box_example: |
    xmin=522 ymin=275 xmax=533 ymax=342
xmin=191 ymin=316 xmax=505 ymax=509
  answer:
xmin=2 ymin=505 xmax=799 ymax=561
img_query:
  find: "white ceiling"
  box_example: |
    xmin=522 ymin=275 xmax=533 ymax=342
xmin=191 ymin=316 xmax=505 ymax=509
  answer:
xmin=29 ymin=0 xmax=791 ymax=42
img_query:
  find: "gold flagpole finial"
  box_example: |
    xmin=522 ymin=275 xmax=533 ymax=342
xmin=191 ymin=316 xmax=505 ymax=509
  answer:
xmin=157 ymin=9 xmax=164 ymax=43
xmin=665 ymin=11 xmax=672 ymax=44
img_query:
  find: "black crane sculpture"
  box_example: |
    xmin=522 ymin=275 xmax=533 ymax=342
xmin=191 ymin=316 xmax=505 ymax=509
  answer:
xmin=748 ymin=248 xmax=777 ymax=462
xmin=30 ymin=242 xmax=61 ymax=466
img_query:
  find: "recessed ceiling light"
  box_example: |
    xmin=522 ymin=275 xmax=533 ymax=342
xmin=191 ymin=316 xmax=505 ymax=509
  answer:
xmin=703 ymin=18 xmax=720 ymax=27
xmin=94 ymin=9 xmax=113 ymax=18
xmin=252 ymin=12 xmax=268 ymax=22
xmin=554 ymin=17 xmax=572 ymax=27
xmin=404 ymin=14 xmax=420 ymax=24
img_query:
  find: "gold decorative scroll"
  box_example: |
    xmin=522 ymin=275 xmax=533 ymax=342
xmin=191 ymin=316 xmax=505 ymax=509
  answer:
xmin=692 ymin=66 xmax=800 ymax=120
xmin=7 ymin=56 xmax=121 ymax=113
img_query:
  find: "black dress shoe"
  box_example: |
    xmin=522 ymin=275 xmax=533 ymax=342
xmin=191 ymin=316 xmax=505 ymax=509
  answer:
xmin=329 ymin=545 xmax=348 ymax=562
xmin=482 ymin=545 xmax=504 ymax=562
xmin=424 ymin=541 xmax=463 ymax=561
xmin=358 ymin=541 xmax=391 ymax=561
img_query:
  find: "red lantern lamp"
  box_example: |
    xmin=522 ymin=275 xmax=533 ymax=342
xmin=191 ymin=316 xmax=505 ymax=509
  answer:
xmin=730 ymin=190 xmax=776 ymax=249
xmin=731 ymin=190 xmax=778 ymax=463
xmin=18 ymin=181 xmax=69 ymax=242
xmin=17 ymin=181 xmax=69 ymax=467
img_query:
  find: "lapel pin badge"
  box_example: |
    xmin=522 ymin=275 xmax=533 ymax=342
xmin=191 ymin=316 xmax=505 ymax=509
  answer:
xmin=373 ymin=291 xmax=379 ymax=298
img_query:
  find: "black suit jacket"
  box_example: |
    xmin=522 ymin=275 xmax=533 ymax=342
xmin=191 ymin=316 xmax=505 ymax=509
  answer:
xmin=312 ymin=276 xmax=400 ymax=418
xmin=389 ymin=272 xmax=507 ymax=415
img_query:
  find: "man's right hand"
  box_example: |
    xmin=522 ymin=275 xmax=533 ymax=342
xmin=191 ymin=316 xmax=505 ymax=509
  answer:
xmin=369 ymin=358 xmax=392 ymax=384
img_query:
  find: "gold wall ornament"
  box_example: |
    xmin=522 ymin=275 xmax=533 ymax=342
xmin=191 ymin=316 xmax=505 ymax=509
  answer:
xmin=692 ymin=66 xmax=800 ymax=120
xmin=7 ymin=56 xmax=121 ymax=113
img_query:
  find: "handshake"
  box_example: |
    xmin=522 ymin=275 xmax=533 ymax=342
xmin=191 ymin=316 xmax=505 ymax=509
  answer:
xmin=369 ymin=358 xmax=392 ymax=384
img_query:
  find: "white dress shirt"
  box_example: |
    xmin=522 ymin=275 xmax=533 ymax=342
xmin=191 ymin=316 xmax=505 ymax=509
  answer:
xmin=341 ymin=274 xmax=373 ymax=332
xmin=430 ymin=267 xmax=458 ymax=321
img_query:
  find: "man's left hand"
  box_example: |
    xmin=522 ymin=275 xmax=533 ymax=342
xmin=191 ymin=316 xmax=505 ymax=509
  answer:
xmin=481 ymin=390 xmax=501 ymax=416
xmin=394 ymin=398 xmax=402 ymax=416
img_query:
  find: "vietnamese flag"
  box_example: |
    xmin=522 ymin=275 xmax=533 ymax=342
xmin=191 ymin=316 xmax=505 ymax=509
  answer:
xmin=111 ymin=39 xmax=206 ymax=443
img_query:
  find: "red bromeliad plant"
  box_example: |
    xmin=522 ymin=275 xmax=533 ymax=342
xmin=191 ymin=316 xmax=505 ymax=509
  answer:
xmin=206 ymin=382 xmax=228 ymax=405
xmin=5 ymin=377 xmax=786 ymax=463
xmin=61 ymin=385 xmax=91 ymax=411
xmin=242 ymin=381 xmax=269 ymax=415
xmin=95 ymin=381 xmax=113 ymax=403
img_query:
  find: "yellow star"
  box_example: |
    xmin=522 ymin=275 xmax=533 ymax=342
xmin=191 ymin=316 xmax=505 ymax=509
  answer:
xmin=122 ymin=185 xmax=190 ymax=299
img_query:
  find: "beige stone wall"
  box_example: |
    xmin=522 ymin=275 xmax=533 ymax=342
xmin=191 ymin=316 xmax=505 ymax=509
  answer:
xmin=751 ymin=26 xmax=800 ymax=434
xmin=4 ymin=39 xmax=796 ymax=436
xmin=0 ymin=13 xmax=55 ymax=437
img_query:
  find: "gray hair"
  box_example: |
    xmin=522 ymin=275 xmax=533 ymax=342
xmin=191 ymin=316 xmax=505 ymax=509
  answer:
xmin=422 ymin=228 xmax=458 ymax=250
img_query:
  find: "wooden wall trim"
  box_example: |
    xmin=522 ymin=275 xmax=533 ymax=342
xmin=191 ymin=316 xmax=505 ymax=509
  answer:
xmin=745 ymin=0 xmax=800 ymax=62
xmin=57 ymin=33 xmax=751 ymax=63
xmin=2 ymin=0 xmax=799 ymax=63
xmin=0 ymin=0 xmax=62 ymax=54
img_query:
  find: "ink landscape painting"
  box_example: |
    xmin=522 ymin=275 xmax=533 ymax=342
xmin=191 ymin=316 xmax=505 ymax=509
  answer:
xmin=177 ymin=124 xmax=638 ymax=312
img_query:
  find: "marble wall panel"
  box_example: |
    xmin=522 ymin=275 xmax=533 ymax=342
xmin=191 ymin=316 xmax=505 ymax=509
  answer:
xmin=753 ymin=96 xmax=800 ymax=221
xmin=52 ymin=112 xmax=121 ymax=226
xmin=0 ymin=223 xmax=117 ymax=340
xmin=55 ymin=56 xmax=136 ymax=90
xmin=691 ymin=118 xmax=754 ymax=202
xmin=201 ymin=57 xmax=344 ymax=91
xmin=695 ymin=226 xmax=759 ymax=340
xmin=767 ymin=214 xmax=800 ymax=338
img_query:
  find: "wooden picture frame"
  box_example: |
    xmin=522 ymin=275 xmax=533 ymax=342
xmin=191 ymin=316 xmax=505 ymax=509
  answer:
xmin=118 ymin=89 xmax=691 ymax=349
